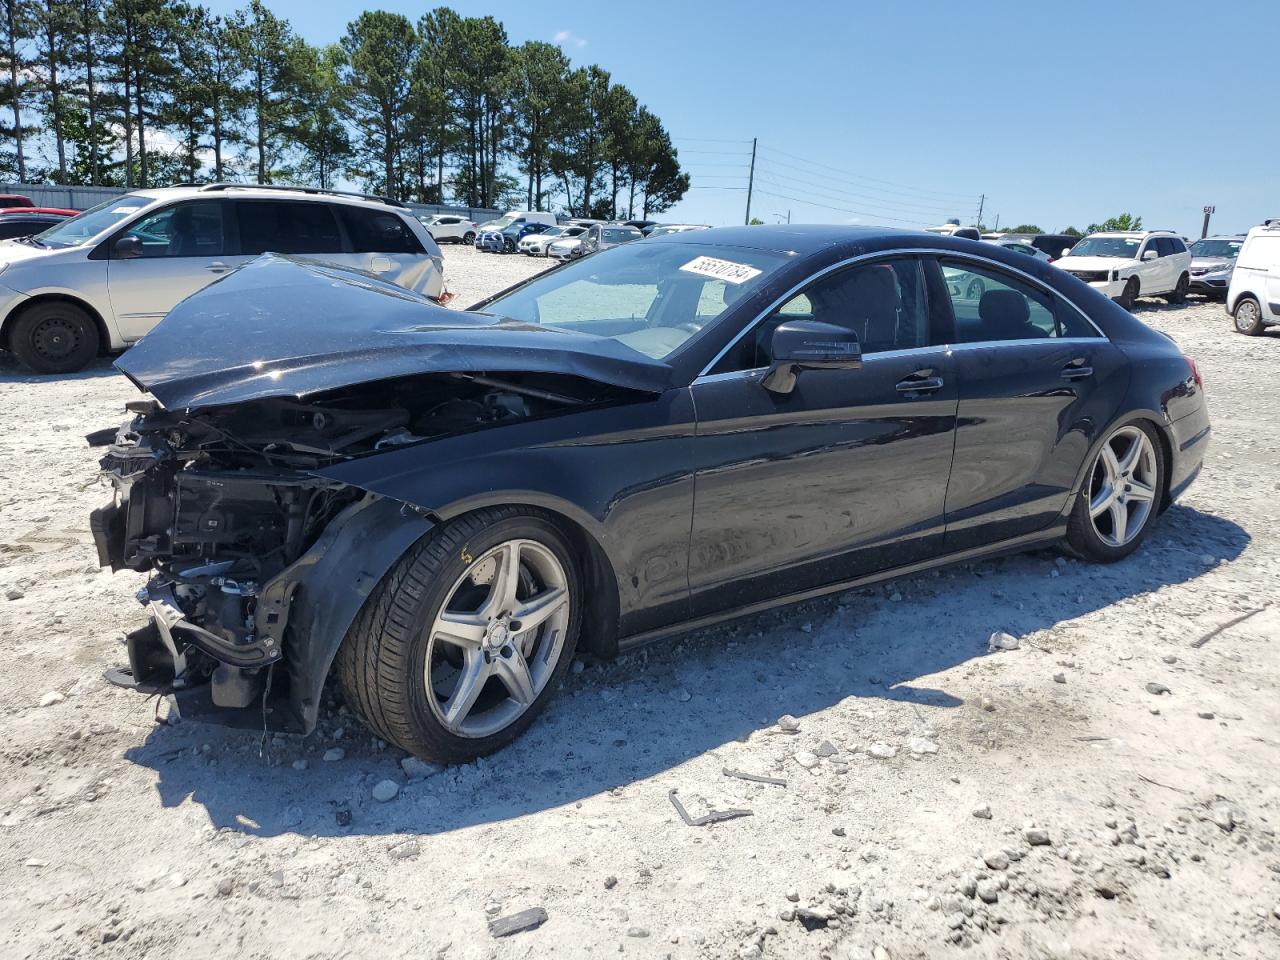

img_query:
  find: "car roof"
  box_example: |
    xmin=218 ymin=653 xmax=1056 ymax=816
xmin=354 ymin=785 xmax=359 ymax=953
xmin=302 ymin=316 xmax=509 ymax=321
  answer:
xmin=642 ymin=223 xmax=915 ymax=254
xmin=126 ymin=185 xmax=410 ymax=213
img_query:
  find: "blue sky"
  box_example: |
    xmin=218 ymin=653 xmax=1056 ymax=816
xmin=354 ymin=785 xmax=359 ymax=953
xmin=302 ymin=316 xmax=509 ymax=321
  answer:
xmin=206 ymin=0 xmax=1278 ymax=237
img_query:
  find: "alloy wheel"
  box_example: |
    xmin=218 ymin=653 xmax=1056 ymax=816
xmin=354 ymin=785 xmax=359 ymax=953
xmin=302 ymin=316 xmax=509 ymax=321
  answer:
xmin=1087 ymin=426 xmax=1159 ymax=548
xmin=966 ymin=278 xmax=985 ymax=300
xmin=423 ymin=538 xmax=571 ymax=738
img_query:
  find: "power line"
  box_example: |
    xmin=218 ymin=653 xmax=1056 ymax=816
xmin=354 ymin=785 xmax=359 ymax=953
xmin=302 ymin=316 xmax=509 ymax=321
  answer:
xmin=673 ymin=136 xmax=756 ymax=144
xmin=752 ymin=162 xmax=971 ymax=216
xmin=757 ymin=143 xmax=979 ymax=203
xmin=752 ymin=188 xmax=933 ymax=225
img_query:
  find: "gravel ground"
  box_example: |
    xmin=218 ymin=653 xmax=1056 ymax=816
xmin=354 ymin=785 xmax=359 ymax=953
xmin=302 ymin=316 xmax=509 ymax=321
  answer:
xmin=1 ymin=250 xmax=1278 ymax=960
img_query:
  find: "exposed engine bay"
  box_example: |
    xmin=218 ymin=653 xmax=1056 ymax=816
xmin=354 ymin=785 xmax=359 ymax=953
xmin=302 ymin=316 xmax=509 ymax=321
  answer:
xmin=89 ymin=370 xmax=609 ymax=725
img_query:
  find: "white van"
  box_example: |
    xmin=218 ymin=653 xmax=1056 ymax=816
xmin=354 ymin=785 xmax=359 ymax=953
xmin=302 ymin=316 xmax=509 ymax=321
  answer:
xmin=0 ymin=184 xmax=444 ymax=373
xmin=475 ymin=210 xmax=557 ymax=233
xmin=1226 ymin=219 xmax=1280 ymax=336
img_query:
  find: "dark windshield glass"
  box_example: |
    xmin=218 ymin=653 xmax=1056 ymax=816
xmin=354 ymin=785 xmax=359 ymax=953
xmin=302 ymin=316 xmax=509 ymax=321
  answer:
xmin=1068 ymin=236 xmax=1141 ymax=258
xmin=1189 ymin=239 xmax=1242 ymax=259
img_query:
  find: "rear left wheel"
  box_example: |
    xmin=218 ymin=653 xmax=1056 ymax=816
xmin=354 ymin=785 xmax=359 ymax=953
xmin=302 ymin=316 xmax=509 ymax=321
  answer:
xmin=336 ymin=507 xmax=582 ymax=763
xmin=1065 ymin=421 xmax=1164 ymax=563
xmin=1233 ymin=296 xmax=1264 ymax=336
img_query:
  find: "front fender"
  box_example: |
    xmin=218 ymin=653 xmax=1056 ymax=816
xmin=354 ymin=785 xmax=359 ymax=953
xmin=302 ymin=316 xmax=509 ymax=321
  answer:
xmin=262 ymin=494 xmax=433 ymax=733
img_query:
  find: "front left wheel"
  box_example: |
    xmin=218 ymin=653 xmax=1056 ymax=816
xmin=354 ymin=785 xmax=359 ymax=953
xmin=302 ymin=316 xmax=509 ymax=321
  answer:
xmin=1065 ymin=421 xmax=1164 ymax=563
xmin=9 ymin=301 xmax=100 ymax=374
xmin=335 ymin=507 xmax=582 ymax=763
xmin=1233 ymin=296 xmax=1265 ymax=336
xmin=1165 ymin=273 xmax=1189 ymax=304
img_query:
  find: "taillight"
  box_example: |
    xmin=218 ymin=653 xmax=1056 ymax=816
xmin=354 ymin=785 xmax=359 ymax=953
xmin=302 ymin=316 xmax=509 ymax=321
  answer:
xmin=1185 ymin=355 xmax=1203 ymax=387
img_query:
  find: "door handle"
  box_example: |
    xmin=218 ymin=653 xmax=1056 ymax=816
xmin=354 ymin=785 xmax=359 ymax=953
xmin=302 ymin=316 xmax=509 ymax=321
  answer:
xmin=896 ymin=373 xmax=945 ymax=395
xmin=207 ymin=261 xmax=230 ymax=273
xmin=1061 ymin=359 xmax=1093 ymax=380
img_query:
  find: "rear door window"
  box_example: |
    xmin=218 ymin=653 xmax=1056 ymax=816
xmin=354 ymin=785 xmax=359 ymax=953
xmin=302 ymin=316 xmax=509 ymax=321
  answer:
xmin=940 ymin=258 xmax=1097 ymax=340
xmin=236 ymin=201 xmax=342 ymax=255
xmin=337 ymin=206 xmax=424 ymax=254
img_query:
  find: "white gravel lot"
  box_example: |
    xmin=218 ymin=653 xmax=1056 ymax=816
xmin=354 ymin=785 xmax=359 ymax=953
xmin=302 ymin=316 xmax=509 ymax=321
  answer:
xmin=1 ymin=247 xmax=1278 ymax=960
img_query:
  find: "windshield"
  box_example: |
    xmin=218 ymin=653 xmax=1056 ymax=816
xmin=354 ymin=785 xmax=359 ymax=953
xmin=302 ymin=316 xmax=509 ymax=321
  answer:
xmin=480 ymin=241 xmax=791 ymax=360
xmin=1067 ymin=236 xmax=1141 ymax=258
xmin=1189 ymin=239 xmax=1242 ymax=259
xmin=34 ymin=194 xmax=154 ymax=248
xmin=603 ymin=228 xmax=640 ymax=243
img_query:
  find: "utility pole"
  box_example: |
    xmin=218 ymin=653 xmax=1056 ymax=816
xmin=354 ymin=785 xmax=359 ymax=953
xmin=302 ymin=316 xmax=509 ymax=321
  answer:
xmin=975 ymin=193 xmax=985 ymax=229
xmin=744 ymin=137 xmax=757 ymax=225
xmin=1201 ymin=205 xmax=1215 ymax=239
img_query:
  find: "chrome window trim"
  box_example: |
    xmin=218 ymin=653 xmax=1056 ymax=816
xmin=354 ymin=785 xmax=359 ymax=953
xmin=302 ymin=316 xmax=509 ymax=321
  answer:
xmin=697 ymin=247 xmax=1106 ymax=378
xmin=692 ymin=338 xmax=1105 ymax=386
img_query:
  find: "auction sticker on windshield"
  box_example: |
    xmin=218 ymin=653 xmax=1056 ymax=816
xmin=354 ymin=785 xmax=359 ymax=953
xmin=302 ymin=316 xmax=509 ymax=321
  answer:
xmin=680 ymin=255 xmax=763 ymax=285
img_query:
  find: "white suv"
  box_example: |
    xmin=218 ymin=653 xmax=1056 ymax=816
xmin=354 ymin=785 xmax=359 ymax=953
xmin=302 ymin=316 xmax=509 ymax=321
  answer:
xmin=419 ymin=213 xmax=476 ymax=244
xmin=1055 ymin=230 xmax=1192 ymax=310
xmin=1226 ymin=219 xmax=1280 ymax=336
xmin=0 ymin=184 xmax=444 ymax=373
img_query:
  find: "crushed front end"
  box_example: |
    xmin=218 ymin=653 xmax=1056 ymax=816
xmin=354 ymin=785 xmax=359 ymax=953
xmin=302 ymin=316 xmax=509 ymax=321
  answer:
xmin=90 ymin=397 xmax=368 ymax=726
xmin=88 ymin=371 xmax=600 ymax=731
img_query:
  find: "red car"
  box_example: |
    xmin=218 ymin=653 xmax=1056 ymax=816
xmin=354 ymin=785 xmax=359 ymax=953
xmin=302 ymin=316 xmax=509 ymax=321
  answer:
xmin=0 ymin=206 xmax=77 ymax=216
xmin=0 ymin=194 xmax=34 ymax=209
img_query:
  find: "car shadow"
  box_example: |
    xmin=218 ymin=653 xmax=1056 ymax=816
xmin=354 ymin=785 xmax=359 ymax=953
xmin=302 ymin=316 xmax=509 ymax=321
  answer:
xmin=0 ymin=353 xmax=118 ymax=380
xmin=125 ymin=503 xmax=1247 ymax=840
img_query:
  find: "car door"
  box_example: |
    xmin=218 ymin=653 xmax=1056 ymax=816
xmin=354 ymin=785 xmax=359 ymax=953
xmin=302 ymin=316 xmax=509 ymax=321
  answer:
xmin=687 ymin=256 xmax=959 ymax=617
xmin=937 ymin=256 xmax=1129 ymax=551
xmin=105 ymin=199 xmax=237 ymax=341
xmin=331 ymin=204 xmax=437 ymax=291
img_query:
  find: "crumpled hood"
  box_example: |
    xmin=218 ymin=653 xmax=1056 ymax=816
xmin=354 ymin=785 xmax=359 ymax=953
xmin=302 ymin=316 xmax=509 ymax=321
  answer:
xmin=1056 ymin=255 xmax=1133 ymax=272
xmin=115 ymin=254 xmax=674 ymax=411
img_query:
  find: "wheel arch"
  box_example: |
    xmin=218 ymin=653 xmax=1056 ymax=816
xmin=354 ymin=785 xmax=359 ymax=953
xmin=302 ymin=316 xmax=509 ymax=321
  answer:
xmin=0 ymin=292 xmax=112 ymax=355
xmin=1068 ymin=410 xmax=1174 ymax=510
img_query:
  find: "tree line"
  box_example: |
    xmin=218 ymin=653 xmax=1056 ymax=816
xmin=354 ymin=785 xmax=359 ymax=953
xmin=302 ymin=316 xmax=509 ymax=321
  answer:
xmin=0 ymin=1 xmax=690 ymax=218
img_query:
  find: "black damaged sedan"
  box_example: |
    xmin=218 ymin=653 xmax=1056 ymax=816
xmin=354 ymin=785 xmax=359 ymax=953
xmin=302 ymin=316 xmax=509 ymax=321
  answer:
xmin=90 ymin=226 xmax=1210 ymax=762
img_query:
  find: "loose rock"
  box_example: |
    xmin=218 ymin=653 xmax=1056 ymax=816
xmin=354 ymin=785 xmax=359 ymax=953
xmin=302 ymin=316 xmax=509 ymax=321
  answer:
xmin=1145 ymin=682 xmax=1170 ymax=696
xmin=401 ymin=756 xmax=441 ymax=779
xmin=1024 ymin=827 xmax=1052 ymax=846
xmin=488 ymin=907 xmax=548 ymax=937
xmin=371 ymin=779 xmax=400 ymax=803
xmin=322 ymin=747 xmax=345 ymax=762
xmin=987 ymin=631 xmax=1020 ymax=652
xmin=972 ymin=803 xmax=993 ymax=820
xmin=389 ymin=840 xmax=419 ymax=860
xmin=908 ymin=737 xmax=938 ymax=756
xmin=37 ymin=691 xmax=64 ymax=708
xmin=793 ymin=751 xmax=820 ymax=769
xmin=868 ymin=742 xmax=897 ymax=759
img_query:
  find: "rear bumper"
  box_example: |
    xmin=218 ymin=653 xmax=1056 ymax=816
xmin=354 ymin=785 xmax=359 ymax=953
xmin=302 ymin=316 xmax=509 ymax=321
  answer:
xmin=1167 ymin=405 xmax=1211 ymax=504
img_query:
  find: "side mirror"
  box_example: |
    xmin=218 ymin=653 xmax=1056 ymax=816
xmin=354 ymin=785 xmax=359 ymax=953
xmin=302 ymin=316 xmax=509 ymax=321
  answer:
xmin=762 ymin=319 xmax=862 ymax=395
xmin=114 ymin=236 xmax=143 ymax=259
xmin=1141 ymin=248 xmax=1159 ymax=261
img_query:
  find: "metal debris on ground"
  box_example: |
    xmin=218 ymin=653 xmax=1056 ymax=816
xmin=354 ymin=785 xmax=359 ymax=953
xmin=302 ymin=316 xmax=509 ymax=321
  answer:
xmin=488 ymin=907 xmax=549 ymax=937
xmin=723 ymin=767 xmax=787 ymax=787
xmin=669 ymin=789 xmax=753 ymax=827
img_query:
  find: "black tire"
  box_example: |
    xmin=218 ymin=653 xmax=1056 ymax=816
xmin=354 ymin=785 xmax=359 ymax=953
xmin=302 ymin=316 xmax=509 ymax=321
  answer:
xmin=965 ymin=277 xmax=985 ymax=300
xmin=1233 ymin=296 xmax=1265 ymax=336
xmin=1165 ymin=273 xmax=1189 ymax=304
xmin=335 ymin=506 xmax=583 ymax=763
xmin=1065 ymin=420 xmax=1165 ymax=563
xmin=1116 ymin=277 xmax=1139 ymax=311
xmin=463 ymin=231 xmax=475 ymax=244
xmin=8 ymin=301 xmax=100 ymax=374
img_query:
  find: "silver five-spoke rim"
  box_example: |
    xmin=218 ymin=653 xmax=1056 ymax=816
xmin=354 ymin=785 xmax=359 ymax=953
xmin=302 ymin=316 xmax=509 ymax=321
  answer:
xmin=425 ymin=539 xmax=570 ymax=738
xmin=1236 ymin=300 xmax=1259 ymax=331
xmin=1088 ymin=426 xmax=1158 ymax=548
